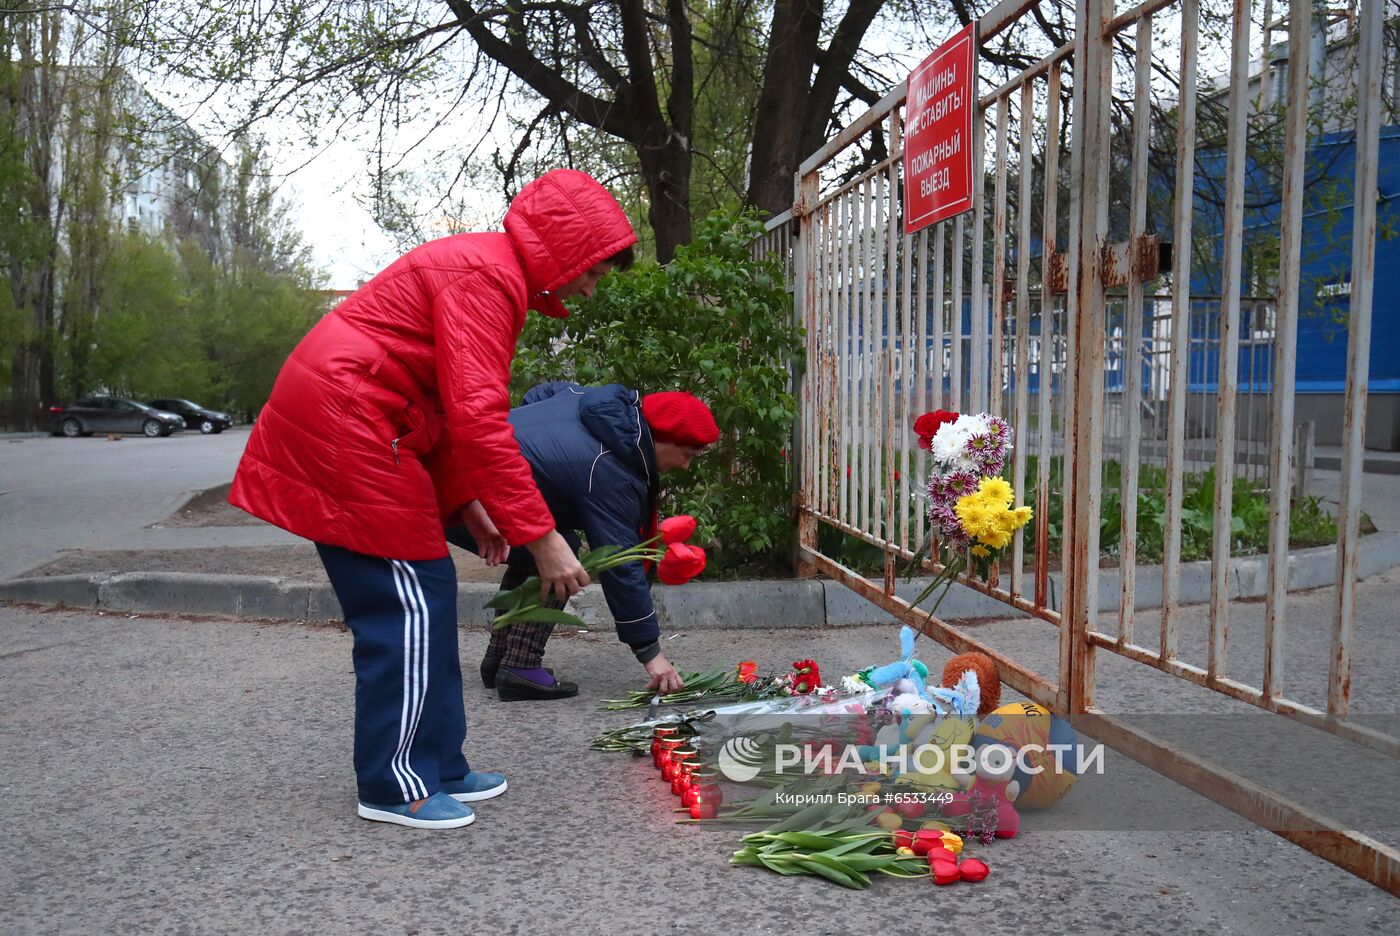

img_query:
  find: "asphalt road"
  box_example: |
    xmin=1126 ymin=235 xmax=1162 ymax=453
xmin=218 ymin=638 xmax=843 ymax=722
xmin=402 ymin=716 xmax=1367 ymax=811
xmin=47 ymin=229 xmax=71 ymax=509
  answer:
xmin=0 ymin=429 xmax=251 ymax=580
xmin=2 ymin=601 xmax=1398 ymax=934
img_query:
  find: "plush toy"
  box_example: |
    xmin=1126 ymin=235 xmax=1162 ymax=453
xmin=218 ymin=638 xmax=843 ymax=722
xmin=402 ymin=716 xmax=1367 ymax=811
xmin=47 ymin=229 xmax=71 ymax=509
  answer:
xmin=943 ymin=772 xmax=1021 ymax=839
xmin=942 ymin=699 xmax=1023 ymax=840
xmin=974 ymin=700 xmax=1080 ymax=809
xmin=896 ymin=716 xmax=972 ymax=791
xmin=927 ymin=664 xmax=981 ymax=719
xmin=851 ymin=626 xmax=934 ymax=767
xmin=898 ymin=665 xmax=981 ymax=791
xmin=864 ymin=626 xmax=931 ymax=701
xmin=940 ymin=652 xmax=1001 ymax=715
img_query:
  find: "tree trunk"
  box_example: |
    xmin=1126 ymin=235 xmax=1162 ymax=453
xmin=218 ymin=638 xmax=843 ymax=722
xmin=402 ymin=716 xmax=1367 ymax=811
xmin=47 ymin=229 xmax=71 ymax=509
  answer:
xmin=745 ymin=0 xmax=822 ymax=219
xmin=9 ymin=309 xmax=31 ymax=430
xmin=638 ymin=131 xmax=693 ymax=264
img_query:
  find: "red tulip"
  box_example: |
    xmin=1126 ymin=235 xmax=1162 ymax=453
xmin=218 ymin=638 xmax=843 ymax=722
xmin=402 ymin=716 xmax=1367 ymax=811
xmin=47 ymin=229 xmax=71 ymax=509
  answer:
xmin=658 ymin=542 xmax=707 ymax=585
xmin=931 ymin=858 xmax=962 ymax=885
xmin=912 ymin=832 xmax=948 ymax=857
xmin=790 ymin=659 xmax=822 ymax=694
xmin=959 ymin=857 xmax=990 ymax=882
xmin=736 ymin=660 xmax=759 ymax=684
xmin=658 ymin=515 xmax=697 ymax=544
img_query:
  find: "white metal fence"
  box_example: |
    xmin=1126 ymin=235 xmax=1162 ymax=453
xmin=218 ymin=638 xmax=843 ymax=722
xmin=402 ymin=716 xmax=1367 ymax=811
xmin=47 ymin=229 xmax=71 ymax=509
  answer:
xmin=758 ymin=0 xmax=1398 ymax=892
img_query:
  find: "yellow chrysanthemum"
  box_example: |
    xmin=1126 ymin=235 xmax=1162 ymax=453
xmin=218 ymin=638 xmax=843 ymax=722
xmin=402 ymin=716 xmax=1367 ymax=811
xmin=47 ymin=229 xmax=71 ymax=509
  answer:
xmin=956 ymin=483 xmax=1034 ymax=551
xmin=970 ymin=545 xmax=991 ymax=558
xmin=993 ymin=507 xmax=1021 ymax=533
xmin=978 ymin=477 xmax=1014 ymax=506
xmin=979 ymin=527 xmax=1013 ymax=549
xmin=953 ymin=497 xmax=998 ymax=539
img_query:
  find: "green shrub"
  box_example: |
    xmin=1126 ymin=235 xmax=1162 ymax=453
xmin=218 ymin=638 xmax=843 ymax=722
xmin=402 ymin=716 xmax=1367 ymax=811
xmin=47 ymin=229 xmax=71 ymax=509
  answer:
xmin=1026 ymin=456 xmax=1338 ymax=564
xmin=512 ymin=211 xmax=802 ymax=574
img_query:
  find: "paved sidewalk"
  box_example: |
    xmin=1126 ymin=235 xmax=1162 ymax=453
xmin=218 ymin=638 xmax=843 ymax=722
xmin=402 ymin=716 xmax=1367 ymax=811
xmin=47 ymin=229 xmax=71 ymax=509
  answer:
xmin=2 ymin=602 xmax=1397 ymax=934
xmin=1303 ymin=466 xmax=1400 ymax=531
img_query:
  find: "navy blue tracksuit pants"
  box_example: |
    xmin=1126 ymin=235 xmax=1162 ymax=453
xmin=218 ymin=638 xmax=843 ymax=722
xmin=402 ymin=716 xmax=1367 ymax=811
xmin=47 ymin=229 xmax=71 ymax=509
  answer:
xmin=316 ymin=543 xmax=470 ymax=805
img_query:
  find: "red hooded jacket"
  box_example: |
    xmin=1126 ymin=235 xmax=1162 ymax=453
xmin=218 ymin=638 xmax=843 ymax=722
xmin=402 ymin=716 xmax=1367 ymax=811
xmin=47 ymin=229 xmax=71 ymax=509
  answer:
xmin=229 ymin=169 xmax=637 ymax=560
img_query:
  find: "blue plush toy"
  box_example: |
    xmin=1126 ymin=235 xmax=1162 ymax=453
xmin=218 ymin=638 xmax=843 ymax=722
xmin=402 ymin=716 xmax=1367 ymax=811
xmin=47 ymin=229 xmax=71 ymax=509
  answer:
xmin=864 ymin=626 xmax=931 ymax=700
xmin=854 ymin=626 xmax=958 ymax=768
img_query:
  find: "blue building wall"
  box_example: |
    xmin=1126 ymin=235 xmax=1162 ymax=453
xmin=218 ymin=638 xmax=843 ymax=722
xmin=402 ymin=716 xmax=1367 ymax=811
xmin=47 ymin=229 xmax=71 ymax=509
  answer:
xmin=1191 ymin=125 xmax=1400 ymax=395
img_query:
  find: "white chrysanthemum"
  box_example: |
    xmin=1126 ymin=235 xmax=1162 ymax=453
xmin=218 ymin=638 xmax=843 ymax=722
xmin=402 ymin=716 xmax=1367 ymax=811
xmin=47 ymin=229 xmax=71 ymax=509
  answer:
xmin=839 ymin=674 xmax=867 ymax=696
xmin=930 ymin=413 xmax=988 ymax=471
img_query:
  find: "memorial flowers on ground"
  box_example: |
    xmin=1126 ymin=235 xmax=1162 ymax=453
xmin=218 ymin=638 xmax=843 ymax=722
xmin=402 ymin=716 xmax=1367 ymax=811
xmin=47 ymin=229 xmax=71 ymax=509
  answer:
xmin=588 ymin=635 xmax=1084 ymax=891
xmin=571 ymin=412 xmax=1054 ymax=890
xmin=599 ymin=658 xmax=834 ymax=711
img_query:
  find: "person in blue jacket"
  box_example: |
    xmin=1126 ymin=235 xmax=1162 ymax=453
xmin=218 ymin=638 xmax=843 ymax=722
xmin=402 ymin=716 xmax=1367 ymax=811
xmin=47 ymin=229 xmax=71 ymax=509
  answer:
xmin=447 ymin=383 xmax=720 ymax=701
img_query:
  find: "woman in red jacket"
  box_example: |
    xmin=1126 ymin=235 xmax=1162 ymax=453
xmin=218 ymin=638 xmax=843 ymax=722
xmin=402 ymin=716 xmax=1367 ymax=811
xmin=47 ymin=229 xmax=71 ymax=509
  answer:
xmin=230 ymin=169 xmax=636 ymax=829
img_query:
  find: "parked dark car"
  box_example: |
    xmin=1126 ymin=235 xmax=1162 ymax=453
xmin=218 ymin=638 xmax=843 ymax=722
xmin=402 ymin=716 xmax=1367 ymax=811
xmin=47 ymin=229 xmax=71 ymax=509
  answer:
xmin=48 ymin=397 xmax=186 ymax=438
xmin=147 ymin=398 xmax=233 ymax=435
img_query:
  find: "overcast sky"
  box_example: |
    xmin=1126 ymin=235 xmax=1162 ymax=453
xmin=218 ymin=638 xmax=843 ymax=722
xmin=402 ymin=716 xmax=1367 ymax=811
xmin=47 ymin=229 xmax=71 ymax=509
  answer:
xmin=257 ymin=111 xmax=510 ymax=290
xmin=282 ymin=161 xmax=397 ymax=289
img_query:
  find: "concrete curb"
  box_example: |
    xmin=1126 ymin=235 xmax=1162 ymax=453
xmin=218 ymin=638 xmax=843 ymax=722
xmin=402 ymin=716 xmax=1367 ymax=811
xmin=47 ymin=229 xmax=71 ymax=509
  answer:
xmin=1313 ymin=453 xmax=1400 ymax=475
xmin=4 ymin=532 xmax=1398 ymax=628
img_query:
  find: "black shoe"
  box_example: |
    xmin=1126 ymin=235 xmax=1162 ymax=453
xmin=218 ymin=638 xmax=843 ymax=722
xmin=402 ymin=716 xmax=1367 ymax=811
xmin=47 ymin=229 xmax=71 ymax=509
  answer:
xmin=494 ymin=667 xmax=579 ymax=701
xmin=480 ymin=656 xmax=552 ymax=689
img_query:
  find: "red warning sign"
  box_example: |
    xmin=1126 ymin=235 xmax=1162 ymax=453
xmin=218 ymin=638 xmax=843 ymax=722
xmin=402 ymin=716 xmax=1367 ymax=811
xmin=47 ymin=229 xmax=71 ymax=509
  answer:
xmin=904 ymin=21 xmax=976 ymax=234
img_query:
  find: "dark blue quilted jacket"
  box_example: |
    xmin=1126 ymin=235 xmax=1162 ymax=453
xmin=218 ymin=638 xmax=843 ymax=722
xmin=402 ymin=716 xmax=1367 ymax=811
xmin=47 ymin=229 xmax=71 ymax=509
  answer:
xmin=450 ymin=382 xmax=660 ymax=650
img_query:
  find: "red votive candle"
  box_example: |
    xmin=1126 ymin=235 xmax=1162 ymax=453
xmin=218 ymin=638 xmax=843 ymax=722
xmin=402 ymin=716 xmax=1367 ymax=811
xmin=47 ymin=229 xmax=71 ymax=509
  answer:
xmin=670 ymin=747 xmax=697 ymax=794
xmin=658 ymin=737 xmax=684 ymax=777
xmin=689 ymin=770 xmax=722 ymax=814
xmin=684 ymin=767 xmax=717 ymax=808
xmin=650 ymin=726 xmax=678 ymax=768
xmin=689 ymin=798 xmax=719 ymax=820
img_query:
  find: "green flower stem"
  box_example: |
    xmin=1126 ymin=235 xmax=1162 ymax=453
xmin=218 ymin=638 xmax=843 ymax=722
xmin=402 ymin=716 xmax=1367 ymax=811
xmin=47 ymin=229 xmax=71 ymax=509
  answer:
xmin=489 ymin=537 xmax=667 ymax=629
xmin=905 ymin=553 xmax=966 ymax=621
xmin=595 ymin=665 xmax=772 ymax=710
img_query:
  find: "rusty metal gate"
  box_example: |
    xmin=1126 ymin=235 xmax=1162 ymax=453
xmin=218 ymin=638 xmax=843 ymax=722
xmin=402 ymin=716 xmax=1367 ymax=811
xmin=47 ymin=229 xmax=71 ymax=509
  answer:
xmin=769 ymin=0 xmax=1400 ymax=892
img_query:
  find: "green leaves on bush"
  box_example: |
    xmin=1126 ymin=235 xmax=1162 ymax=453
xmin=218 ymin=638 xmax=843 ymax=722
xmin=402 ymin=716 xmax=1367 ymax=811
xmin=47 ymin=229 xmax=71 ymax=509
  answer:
xmin=1029 ymin=456 xmax=1338 ymax=564
xmin=512 ymin=211 xmax=802 ymax=573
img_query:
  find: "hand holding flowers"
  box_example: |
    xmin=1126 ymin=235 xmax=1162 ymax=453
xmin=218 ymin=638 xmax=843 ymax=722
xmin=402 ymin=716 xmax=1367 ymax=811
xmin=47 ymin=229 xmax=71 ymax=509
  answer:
xmin=487 ymin=514 xmax=706 ymax=628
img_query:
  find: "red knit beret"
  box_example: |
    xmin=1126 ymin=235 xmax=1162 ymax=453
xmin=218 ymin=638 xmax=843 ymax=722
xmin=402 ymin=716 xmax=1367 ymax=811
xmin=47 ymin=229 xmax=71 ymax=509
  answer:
xmin=642 ymin=392 xmax=720 ymax=447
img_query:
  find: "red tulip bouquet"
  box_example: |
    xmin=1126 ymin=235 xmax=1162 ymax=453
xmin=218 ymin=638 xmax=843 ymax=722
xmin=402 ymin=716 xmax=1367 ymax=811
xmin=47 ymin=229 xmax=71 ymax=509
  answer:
xmin=487 ymin=514 xmax=707 ymax=629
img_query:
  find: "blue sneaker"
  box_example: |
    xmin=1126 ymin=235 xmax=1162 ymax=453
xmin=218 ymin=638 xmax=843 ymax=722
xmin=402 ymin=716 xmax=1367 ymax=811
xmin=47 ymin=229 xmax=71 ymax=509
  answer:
xmin=357 ymin=791 xmax=475 ymax=829
xmin=441 ymin=770 xmax=508 ymax=803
